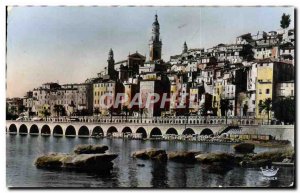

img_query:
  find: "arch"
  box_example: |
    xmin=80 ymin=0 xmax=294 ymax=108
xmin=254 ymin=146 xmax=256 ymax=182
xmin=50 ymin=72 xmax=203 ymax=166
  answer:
xmin=182 ymin=128 xmax=195 ymax=135
xmin=53 ymin=125 xmax=63 ymax=136
xmin=136 ymin=127 xmax=147 ymax=138
xmin=8 ymin=124 xmax=17 ymax=133
xmin=166 ymin=128 xmax=178 ymax=135
xmin=107 ymin=126 xmax=118 ymax=135
xmin=65 ymin=125 xmax=76 ymax=136
xmin=122 ymin=127 xmax=132 ymax=133
xmin=19 ymin=124 xmax=28 ymax=134
xmin=29 ymin=124 xmax=39 ymax=134
xmin=200 ymin=128 xmax=214 ymax=136
xmin=150 ymin=127 xmax=162 ymax=138
xmin=41 ymin=125 xmax=51 ymax=135
xmin=92 ymin=126 xmax=104 ymax=136
xmin=78 ymin=126 xmax=90 ymax=136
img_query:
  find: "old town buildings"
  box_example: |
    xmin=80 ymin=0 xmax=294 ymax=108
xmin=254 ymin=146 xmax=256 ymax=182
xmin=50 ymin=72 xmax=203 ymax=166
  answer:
xmin=11 ymin=14 xmax=294 ymax=123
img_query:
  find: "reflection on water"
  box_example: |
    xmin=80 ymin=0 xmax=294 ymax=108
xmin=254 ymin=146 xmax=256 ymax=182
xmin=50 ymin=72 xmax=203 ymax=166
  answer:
xmin=6 ymin=134 xmax=294 ymax=188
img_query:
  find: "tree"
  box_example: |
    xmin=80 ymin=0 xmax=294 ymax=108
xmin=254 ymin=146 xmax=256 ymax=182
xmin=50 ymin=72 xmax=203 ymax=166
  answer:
xmin=53 ymin=105 xmax=66 ymax=117
xmin=122 ymin=106 xmax=129 ymax=122
xmin=243 ymin=104 xmax=248 ymax=117
xmin=108 ymin=107 xmax=113 ymax=123
xmin=199 ymin=103 xmax=207 ymax=116
xmin=40 ymin=107 xmax=51 ymax=119
xmin=94 ymin=107 xmax=100 ymax=116
xmin=273 ymin=97 xmax=295 ymax=124
xmin=139 ymin=106 xmax=145 ymax=122
xmin=220 ymin=99 xmax=233 ymax=124
xmin=280 ymin=13 xmax=291 ymax=29
xmin=258 ymin=98 xmax=272 ymax=125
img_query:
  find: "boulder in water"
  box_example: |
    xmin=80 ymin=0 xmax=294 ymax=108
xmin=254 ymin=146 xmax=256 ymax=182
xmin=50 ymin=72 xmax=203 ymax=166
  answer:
xmin=35 ymin=153 xmax=118 ymax=172
xmin=35 ymin=153 xmax=66 ymax=169
xmin=195 ymin=152 xmax=235 ymax=165
xmin=73 ymin=144 xmax=109 ymax=154
xmin=167 ymin=151 xmax=198 ymax=163
xmin=252 ymin=148 xmax=294 ymax=162
xmin=234 ymin=143 xmax=255 ymax=154
xmin=239 ymin=159 xmax=272 ymax=168
xmin=35 ymin=144 xmax=117 ymax=173
xmin=132 ymin=148 xmax=167 ymax=161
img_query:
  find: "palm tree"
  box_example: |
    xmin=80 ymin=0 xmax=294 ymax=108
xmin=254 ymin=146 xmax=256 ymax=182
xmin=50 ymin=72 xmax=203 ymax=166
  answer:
xmin=108 ymin=107 xmax=113 ymax=123
xmin=139 ymin=106 xmax=144 ymax=122
xmin=220 ymin=99 xmax=233 ymax=124
xmin=259 ymin=98 xmax=272 ymax=125
xmin=94 ymin=107 xmax=100 ymax=116
xmin=41 ymin=107 xmax=51 ymax=120
xmin=280 ymin=13 xmax=291 ymax=29
xmin=53 ymin=104 xmax=60 ymax=117
xmin=122 ymin=106 xmax=129 ymax=122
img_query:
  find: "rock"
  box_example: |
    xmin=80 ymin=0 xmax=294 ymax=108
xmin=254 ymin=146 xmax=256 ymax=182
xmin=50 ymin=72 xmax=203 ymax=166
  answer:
xmin=63 ymin=153 xmax=117 ymax=171
xmin=132 ymin=148 xmax=167 ymax=161
xmin=282 ymin=158 xmax=291 ymax=163
xmin=73 ymin=144 xmax=109 ymax=154
xmin=132 ymin=150 xmax=150 ymax=159
xmin=154 ymin=153 xmax=168 ymax=162
xmin=234 ymin=143 xmax=255 ymax=154
xmin=35 ymin=153 xmax=118 ymax=172
xmin=239 ymin=159 xmax=272 ymax=168
xmin=35 ymin=153 xmax=66 ymax=169
xmin=195 ymin=152 xmax=236 ymax=165
xmin=252 ymin=148 xmax=294 ymax=162
xmin=168 ymin=151 xmax=198 ymax=163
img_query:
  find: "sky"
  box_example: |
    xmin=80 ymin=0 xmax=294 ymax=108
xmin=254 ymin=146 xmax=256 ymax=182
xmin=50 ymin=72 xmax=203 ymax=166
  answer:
xmin=6 ymin=6 xmax=294 ymax=98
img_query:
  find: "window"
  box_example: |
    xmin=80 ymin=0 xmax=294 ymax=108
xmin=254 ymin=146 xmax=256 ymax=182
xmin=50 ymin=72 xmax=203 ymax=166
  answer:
xmin=266 ymin=89 xmax=270 ymax=94
xmin=259 ymin=89 xmax=262 ymax=94
xmin=252 ymin=100 xmax=255 ymax=105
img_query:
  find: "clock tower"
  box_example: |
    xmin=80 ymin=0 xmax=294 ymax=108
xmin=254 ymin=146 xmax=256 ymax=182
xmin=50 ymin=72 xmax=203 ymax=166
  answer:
xmin=149 ymin=14 xmax=162 ymax=62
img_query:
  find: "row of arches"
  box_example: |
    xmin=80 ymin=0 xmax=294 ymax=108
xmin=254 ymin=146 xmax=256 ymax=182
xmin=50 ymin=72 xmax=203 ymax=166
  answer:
xmin=154 ymin=127 xmax=213 ymax=136
xmin=8 ymin=124 xmax=102 ymax=137
xmin=7 ymin=124 xmax=214 ymax=138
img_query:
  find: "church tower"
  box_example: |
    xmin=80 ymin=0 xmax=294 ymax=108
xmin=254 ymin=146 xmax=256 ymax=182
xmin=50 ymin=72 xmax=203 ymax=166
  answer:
xmin=182 ymin=41 xmax=188 ymax=54
xmin=149 ymin=14 xmax=162 ymax=62
xmin=107 ymin=48 xmax=116 ymax=80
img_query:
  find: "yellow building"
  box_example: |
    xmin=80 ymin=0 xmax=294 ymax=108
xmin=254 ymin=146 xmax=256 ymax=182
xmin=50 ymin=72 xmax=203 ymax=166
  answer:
xmin=255 ymin=62 xmax=273 ymax=120
xmin=255 ymin=59 xmax=294 ymax=120
xmin=189 ymin=87 xmax=200 ymax=114
xmin=212 ymin=80 xmax=223 ymax=116
xmin=93 ymin=82 xmax=108 ymax=115
xmin=170 ymin=83 xmax=178 ymax=114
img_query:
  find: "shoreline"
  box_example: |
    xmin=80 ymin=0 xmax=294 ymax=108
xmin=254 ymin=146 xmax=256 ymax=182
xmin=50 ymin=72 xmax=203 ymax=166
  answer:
xmin=7 ymin=133 xmax=291 ymax=148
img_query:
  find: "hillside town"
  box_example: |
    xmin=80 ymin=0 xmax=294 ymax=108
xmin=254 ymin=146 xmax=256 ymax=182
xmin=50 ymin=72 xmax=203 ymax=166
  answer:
xmin=7 ymin=13 xmax=295 ymax=124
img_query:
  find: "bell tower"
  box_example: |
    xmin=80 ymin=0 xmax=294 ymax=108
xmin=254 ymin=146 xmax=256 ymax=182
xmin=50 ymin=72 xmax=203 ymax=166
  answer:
xmin=182 ymin=41 xmax=188 ymax=54
xmin=149 ymin=14 xmax=162 ymax=62
xmin=107 ymin=48 xmax=116 ymax=80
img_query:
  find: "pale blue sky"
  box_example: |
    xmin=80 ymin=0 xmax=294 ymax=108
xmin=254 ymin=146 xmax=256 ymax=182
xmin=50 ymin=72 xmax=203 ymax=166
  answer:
xmin=6 ymin=6 xmax=294 ymax=97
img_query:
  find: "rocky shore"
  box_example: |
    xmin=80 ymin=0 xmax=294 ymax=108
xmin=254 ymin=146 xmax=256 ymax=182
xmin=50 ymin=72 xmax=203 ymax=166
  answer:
xmin=35 ymin=144 xmax=118 ymax=173
xmin=131 ymin=143 xmax=294 ymax=174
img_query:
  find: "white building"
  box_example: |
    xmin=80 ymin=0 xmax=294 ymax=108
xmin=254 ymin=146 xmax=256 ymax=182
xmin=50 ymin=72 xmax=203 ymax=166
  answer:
xmin=276 ymin=81 xmax=294 ymax=98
